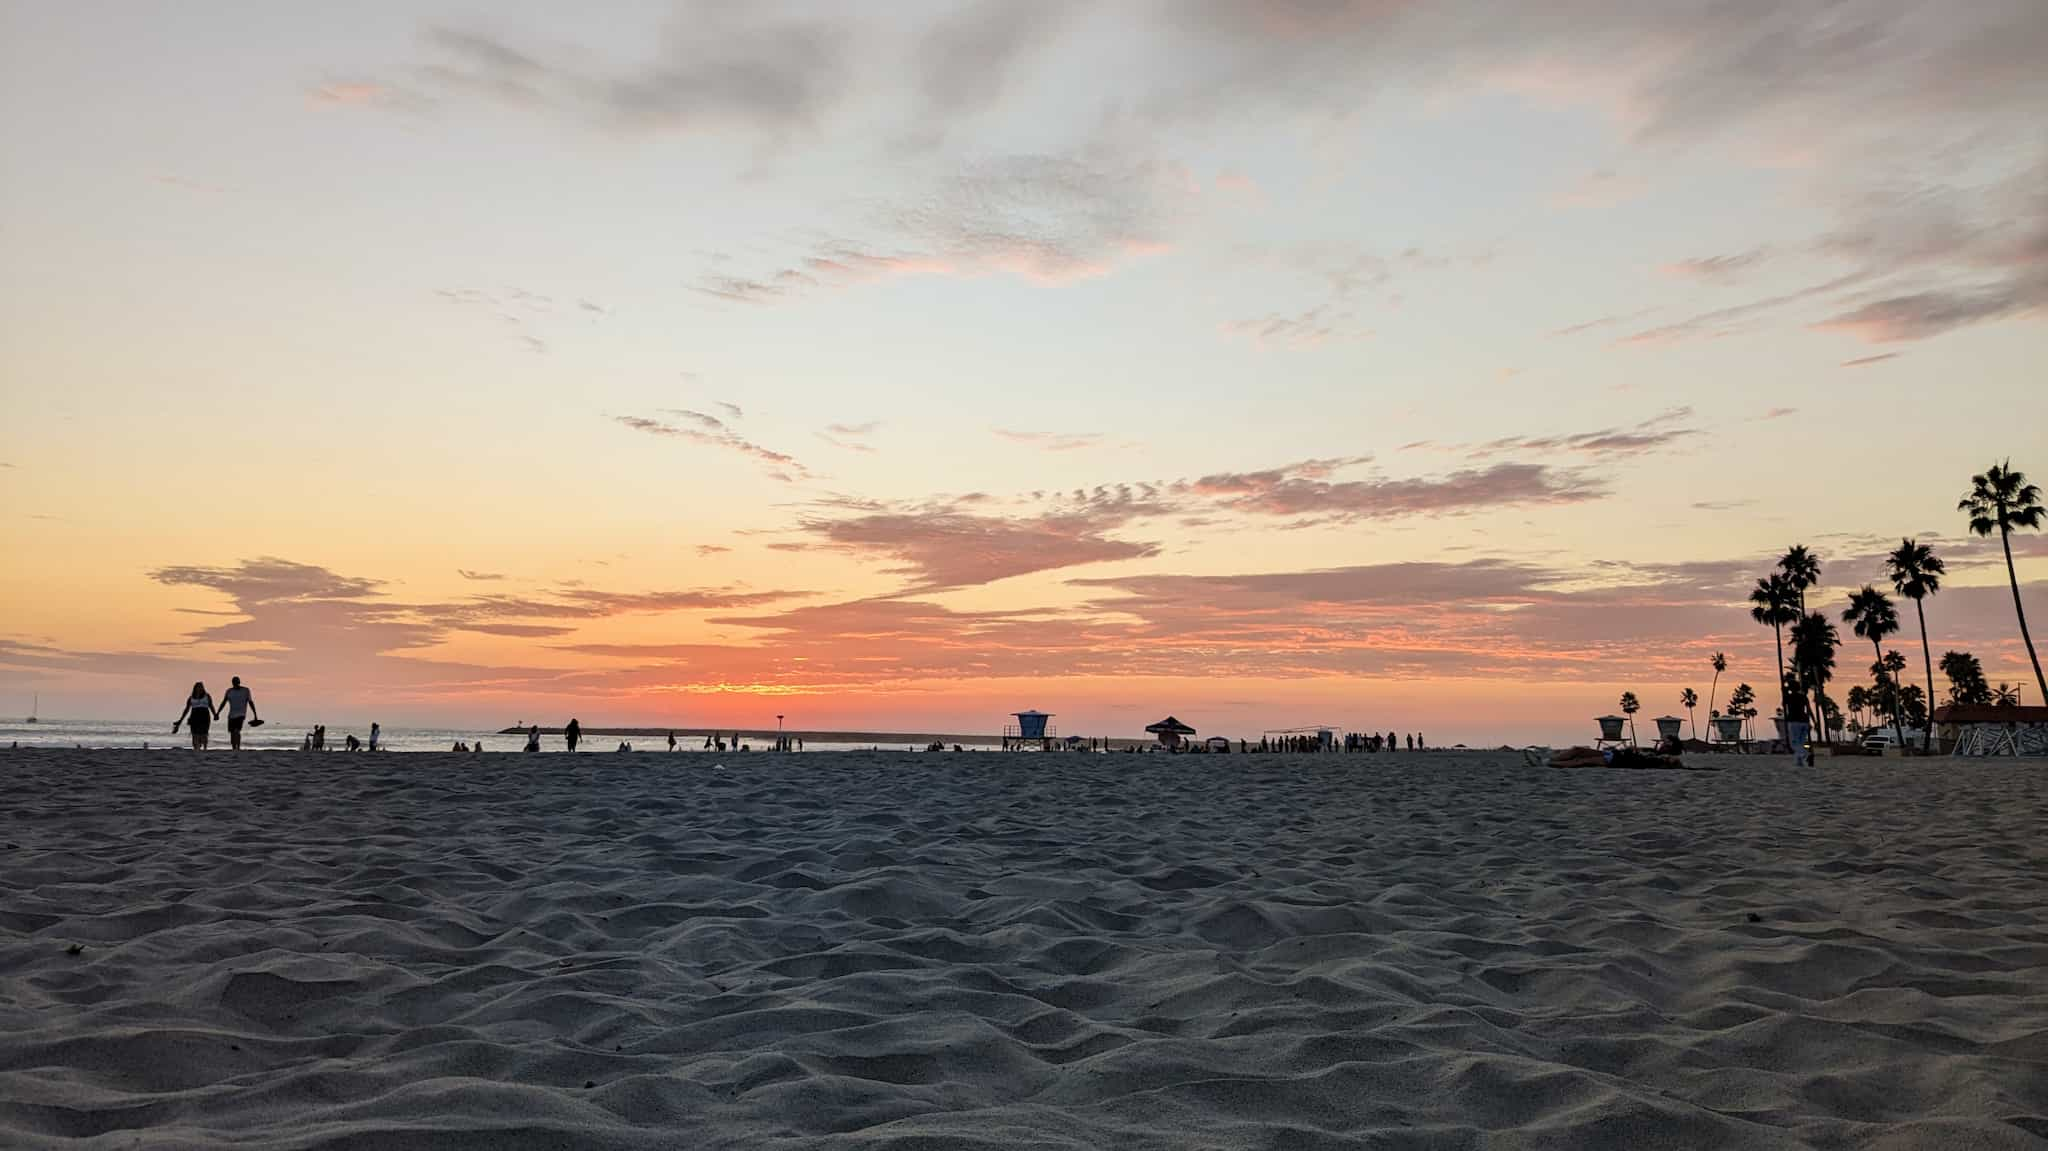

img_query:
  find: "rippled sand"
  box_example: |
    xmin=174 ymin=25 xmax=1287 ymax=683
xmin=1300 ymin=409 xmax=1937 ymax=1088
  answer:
xmin=2 ymin=748 xmax=2044 ymax=1149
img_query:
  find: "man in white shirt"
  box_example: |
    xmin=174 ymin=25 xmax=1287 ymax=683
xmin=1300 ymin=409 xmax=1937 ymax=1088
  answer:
xmin=217 ymin=676 xmax=259 ymax=752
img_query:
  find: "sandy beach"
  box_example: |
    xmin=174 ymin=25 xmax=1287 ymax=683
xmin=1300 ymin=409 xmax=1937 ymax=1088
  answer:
xmin=1 ymin=748 xmax=2043 ymax=1149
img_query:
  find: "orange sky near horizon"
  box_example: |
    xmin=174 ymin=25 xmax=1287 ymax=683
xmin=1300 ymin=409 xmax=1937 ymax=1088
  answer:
xmin=3 ymin=2 xmax=2046 ymax=743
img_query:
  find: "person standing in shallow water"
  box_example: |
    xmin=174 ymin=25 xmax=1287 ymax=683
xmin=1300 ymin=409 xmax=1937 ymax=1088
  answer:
xmin=174 ymin=681 xmax=213 ymax=750
xmin=564 ymin=718 xmax=581 ymax=753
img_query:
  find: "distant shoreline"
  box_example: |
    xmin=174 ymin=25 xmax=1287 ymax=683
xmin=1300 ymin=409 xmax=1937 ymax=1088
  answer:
xmin=494 ymin=726 xmax=1141 ymax=747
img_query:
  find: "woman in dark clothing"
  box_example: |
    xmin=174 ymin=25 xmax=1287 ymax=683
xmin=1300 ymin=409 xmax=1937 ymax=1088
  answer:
xmin=174 ymin=681 xmax=213 ymax=750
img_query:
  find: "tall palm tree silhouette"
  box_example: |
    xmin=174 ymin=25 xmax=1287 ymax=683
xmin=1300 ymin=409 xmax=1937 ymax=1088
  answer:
xmin=1779 ymin=547 xmax=1823 ymax=722
xmin=1618 ymin=691 xmax=1641 ymax=746
xmin=1960 ymin=461 xmax=2046 ymax=703
xmin=1707 ymin=651 xmax=1727 ymax=729
xmin=1680 ymin=688 xmax=1698 ymax=739
xmin=1791 ymin=611 xmax=1839 ymax=746
xmin=1885 ymin=539 xmax=1945 ymax=751
xmin=1750 ymin=574 xmax=1798 ymax=718
xmin=1779 ymin=546 xmax=1821 ymax=615
xmin=1844 ymin=586 xmax=1904 ymax=744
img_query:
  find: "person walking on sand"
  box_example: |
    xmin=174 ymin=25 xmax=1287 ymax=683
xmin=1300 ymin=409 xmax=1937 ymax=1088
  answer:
xmin=667 ymin=730 xmax=677 ymax=752
xmin=174 ymin=681 xmax=214 ymax=750
xmin=216 ymin=676 xmax=259 ymax=751
xmin=1782 ymin=681 xmax=1812 ymax=767
xmin=565 ymin=717 xmax=582 ymax=754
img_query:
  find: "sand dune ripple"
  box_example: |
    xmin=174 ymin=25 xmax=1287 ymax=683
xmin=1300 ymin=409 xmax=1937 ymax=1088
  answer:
xmin=2 ymin=749 xmax=2044 ymax=1148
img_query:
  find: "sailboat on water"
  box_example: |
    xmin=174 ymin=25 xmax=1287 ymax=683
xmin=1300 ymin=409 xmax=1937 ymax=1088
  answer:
xmin=25 ymin=694 xmax=36 ymax=724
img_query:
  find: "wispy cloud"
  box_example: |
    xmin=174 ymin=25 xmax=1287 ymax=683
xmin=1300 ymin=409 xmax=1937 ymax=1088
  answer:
xmin=818 ymin=421 xmax=881 ymax=453
xmin=1840 ymin=352 xmax=1899 ymax=368
xmin=308 ymin=81 xmax=388 ymax=106
xmin=613 ymin=414 xmax=808 ymax=481
xmin=1399 ymin=409 xmax=1700 ymax=462
xmin=1220 ymin=308 xmax=1340 ymax=347
xmin=1660 ymin=248 xmax=1770 ymax=280
xmin=1552 ymin=307 xmax=1658 ymax=338
xmin=1179 ymin=460 xmax=1602 ymax=523
xmin=456 ymin=569 xmax=505 ymax=582
xmin=994 ymin=429 xmax=1104 ymax=452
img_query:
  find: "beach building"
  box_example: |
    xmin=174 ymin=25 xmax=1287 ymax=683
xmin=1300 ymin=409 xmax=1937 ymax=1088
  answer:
xmin=1934 ymin=704 xmax=2048 ymax=756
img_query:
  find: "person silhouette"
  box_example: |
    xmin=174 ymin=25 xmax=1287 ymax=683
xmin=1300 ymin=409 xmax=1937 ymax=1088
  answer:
xmin=524 ymin=725 xmax=541 ymax=753
xmin=174 ymin=682 xmax=213 ymax=751
xmin=216 ymin=676 xmax=260 ymax=751
xmin=565 ymin=718 xmax=582 ymax=754
xmin=368 ymin=721 xmax=381 ymax=752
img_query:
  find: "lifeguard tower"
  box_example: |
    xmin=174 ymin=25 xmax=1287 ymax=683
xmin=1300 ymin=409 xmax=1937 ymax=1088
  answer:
xmin=1003 ymin=710 xmax=1055 ymax=751
xmin=1594 ymin=714 xmax=1631 ymax=751
xmin=1711 ymin=714 xmax=1746 ymax=751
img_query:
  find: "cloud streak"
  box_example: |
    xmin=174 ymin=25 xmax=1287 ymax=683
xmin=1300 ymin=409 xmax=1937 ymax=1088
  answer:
xmin=613 ymin=414 xmax=809 ymax=481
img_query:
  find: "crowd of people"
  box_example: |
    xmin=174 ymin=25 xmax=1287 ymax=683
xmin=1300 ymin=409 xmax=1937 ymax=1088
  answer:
xmin=168 ymin=687 xmax=1423 ymax=757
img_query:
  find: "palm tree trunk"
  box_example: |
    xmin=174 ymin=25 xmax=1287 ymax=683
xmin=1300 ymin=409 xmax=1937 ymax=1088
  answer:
xmin=2004 ymin=526 xmax=2048 ymax=703
xmin=1874 ymin=637 xmax=1902 ymax=745
xmin=1913 ymin=598 xmax=1935 ymax=753
xmin=1708 ymin=669 xmax=1721 ymax=730
xmin=1772 ymin=623 xmax=1787 ymax=711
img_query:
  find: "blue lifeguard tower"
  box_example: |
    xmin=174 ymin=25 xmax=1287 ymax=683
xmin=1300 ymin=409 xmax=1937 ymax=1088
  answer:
xmin=1004 ymin=710 xmax=1055 ymax=750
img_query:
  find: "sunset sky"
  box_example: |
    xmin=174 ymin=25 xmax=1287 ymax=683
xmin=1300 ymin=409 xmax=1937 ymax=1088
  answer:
xmin=3 ymin=1 xmax=2045 ymax=743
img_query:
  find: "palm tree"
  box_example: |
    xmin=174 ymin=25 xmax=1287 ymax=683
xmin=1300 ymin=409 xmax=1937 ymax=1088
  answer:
xmin=1843 ymin=586 xmax=1904 ymax=743
xmin=1885 ymin=538 xmax=1945 ymax=752
xmin=1727 ymin=683 xmax=1757 ymax=740
xmin=1779 ymin=545 xmax=1821 ymax=615
xmin=1779 ymin=547 xmax=1824 ymax=724
xmin=1749 ymin=574 xmax=1798 ymax=717
xmin=1846 ymin=684 xmax=1869 ymax=733
xmin=1680 ymin=688 xmax=1699 ymax=739
xmin=1960 ymin=461 xmax=2047 ymax=703
xmin=1791 ymin=610 xmax=1839 ymax=746
xmin=1940 ymin=650 xmax=1992 ymax=705
xmin=1618 ymin=691 xmax=1641 ymax=746
xmin=1993 ymin=682 xmax=2021 ymax=707
xmin=1707 ymin=651 xmax=1727 ymax=732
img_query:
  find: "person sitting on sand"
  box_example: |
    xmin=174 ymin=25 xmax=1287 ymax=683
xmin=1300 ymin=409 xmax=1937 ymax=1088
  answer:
xmin=452 ymin=740 xmax=467 ymax=753
xmin=174 ymin=681 xmax=213 ymax=751
xmin=344 ymin=733 xmax=361 ymax=752
xmin=524 ymin=725 xmax=541 ymax=753
xmin=565 ymin=718 xmax=581 ymax=753
xmin=215 ymin=676 xmax=260 ymax=752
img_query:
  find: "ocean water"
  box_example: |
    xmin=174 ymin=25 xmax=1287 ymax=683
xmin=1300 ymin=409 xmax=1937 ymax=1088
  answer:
xmin=0 ymin=719 xmax=998 ymax=755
